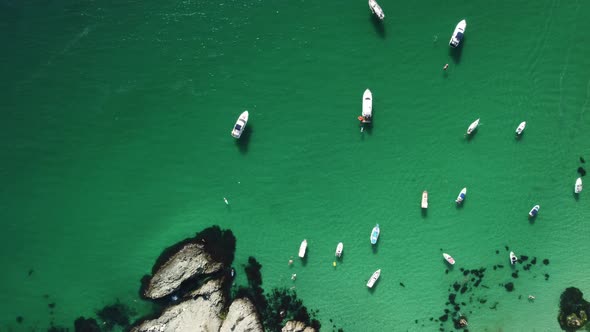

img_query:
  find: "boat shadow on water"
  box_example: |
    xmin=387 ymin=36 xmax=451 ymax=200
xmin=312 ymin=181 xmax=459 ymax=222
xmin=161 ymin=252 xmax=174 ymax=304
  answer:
xmin=235 ymin=125 xmax=253 ymax=154
xmin=360 ymin=122 xmax=373 ymax=137
xmin=421 ymin=208 xmax=427 ymax=218
xmin=368 ymin=279 xmax=380 ymax=293
xmin=370 ymin=16 xmax=386 ymax=39
xmin=528 ymin=214 xmax=538 ymax=224
xmin=371 ymin=242 xmax=379 ymax=254
xmin=465 ymin=129 xmax=478 ymax=142
xmin=573 ymin=192 xmax=580 ymax=202
xmin=449 ymin=38 xmax=465 ymax=64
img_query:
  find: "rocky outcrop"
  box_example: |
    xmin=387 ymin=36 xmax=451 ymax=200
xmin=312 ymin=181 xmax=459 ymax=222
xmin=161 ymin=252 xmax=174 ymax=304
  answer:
xmin=132 ymin=279 xmax=226 ymax=332
xmin=281 ymin=320 xmax=316 ymax=332
xmin=144 ymin=243 xmax=224 ymax=299
xmin=558 ymin=287 xmax=590 ymax=331
xmin=220 ymin=298 xmax=264 ymax=332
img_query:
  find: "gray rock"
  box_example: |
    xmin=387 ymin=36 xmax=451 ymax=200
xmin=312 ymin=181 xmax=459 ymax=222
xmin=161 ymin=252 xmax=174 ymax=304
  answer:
xmin=220 ymin=298 xmax=263 ymax=332
xmin=131 ymin=279 xmax=226 ymax=332
xmin=144 ymin=243 xmax=224 ymax=299
xmin=281 ymin=320 xmax=316 ymax=332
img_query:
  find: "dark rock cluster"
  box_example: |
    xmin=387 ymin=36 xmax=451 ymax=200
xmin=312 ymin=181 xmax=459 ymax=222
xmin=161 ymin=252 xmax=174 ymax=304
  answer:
xmin=415 ymin=246 xmax=552 ymax=331
xmin=558 ymin=287 xmax=590 ymax=331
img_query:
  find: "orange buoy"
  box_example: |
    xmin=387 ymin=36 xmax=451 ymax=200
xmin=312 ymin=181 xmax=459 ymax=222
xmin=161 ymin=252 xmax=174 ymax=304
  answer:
xmin=358 ymin=116 xmax=364 ymax=121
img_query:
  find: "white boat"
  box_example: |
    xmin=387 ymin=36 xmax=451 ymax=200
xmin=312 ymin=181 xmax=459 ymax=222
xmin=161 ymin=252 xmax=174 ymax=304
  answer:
xmin=421 ymin=191 xmax=428 ymax=209
xmin=298 ymin=239 xmax=307 ymax=258
xmin=575 ymin=177 xmax=583 ymax=194
xmin=515 ymin=121 xmax=526 ymax=135
xmin=455 ymin=187 xmax=467 ymax=204
xmin=370 ymin=224 xmax=380 ymax=244
xmin=529 ymin=204 xmax=540 ymax=217
xmin=335 ymin=242 xmax=343 ymax=257
xmin=509 ymin=251 xmax=518 ymax=265
xmin=360 ymin=89 xmax=373 ymax=123
xmin=466 ymin=118 xmax=479 ymax=135
xmin=449 ymin=19 xmax=467 ymax=48
xmin=366 ymin=269 xmax=381 ymax=288
xmin=443 ymin=253 xmax=456 ymax=265
xmin=368 ymin=0 xmax=385 ymax=20
xmin=231 ymin=111 xmax=249 ymax=138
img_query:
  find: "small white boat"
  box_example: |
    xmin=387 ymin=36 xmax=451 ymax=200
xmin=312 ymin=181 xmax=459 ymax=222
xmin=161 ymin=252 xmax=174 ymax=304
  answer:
xmin=231 ymin=111 xmax=249 ymax=139
xmin=529 ymin=204 xmax=540 ymax=217
xmin=360 ymin=89 xmax=373 ymax=123
xmin=516 ymin=121 xmax=526 ymax=135
xmin=366 ymin=269 xmax=381 ymax=288
xmin=443 ymin=253 xmax=456 ymax=265
xmin=466 ymin=118 xmax=479 ymax=135
xmin=421 ymin=191 xmax=428 ymax=209
xmin=298 ymin=239 xmax=307 ymax=258
xmin=368 ymin=0 xmax=385 ymax=20
xmin=449 ymin=20 xmax=467 ymax=48
xmin=575 ymin=177 xmax=583 ymax=194
xmin=335 ymin=242 xmax=343 ymax=257
xmin=370 ymin=224 xmax=380 ymax=244
xmin=509 ymin=251 xmax=518 ymax=265
xmin=455 ymin=187 xmax=467 ymax=204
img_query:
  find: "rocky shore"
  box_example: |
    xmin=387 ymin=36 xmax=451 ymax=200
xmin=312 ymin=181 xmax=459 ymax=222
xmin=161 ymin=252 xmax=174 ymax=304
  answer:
xmin=130 ymin=226 xmax=319 ymax=332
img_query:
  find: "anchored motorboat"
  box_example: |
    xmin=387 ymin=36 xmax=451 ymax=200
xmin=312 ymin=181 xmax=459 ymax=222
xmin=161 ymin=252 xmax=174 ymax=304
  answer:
xmin=449 ymin=20 xmax=467 ymax=48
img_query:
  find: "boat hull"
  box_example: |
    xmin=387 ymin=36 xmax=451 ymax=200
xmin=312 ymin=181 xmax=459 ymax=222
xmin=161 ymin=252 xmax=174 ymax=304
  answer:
xmin=510 ymin=251 xmax=518 ymax=265
xmin=443 ymin=253 xmax=455 ymax=265
xmin=366 ymin=269 xmax=381 ymax=288
xmin=421 ymin=191 xmax=428 ymax=209
xmin=298 ymin=240 xmax=307 ymax=258
xmin=361 ymin=89 xmax=373 ymax=123
xmin=575 ymin=178 xmax=583 ymax=194
xmin=516 ymin=121 xmax=526 ymax=135
xmin=449 ymin=20 xmax=467 ymax=48
xmin=368 ymin=0 xmax=385 ymax=20
xmin=335 ymin=242 xmax=343 ymax=257
xmin=466 ymin=118 xmax=479 ymax=135
xmin=231 ymin=111 xmax=249 ymax=138
xmin=370 ymin=225 xmax=380 ymax=244
xmin=456 ymin=188 xmax=467 ymax=204
xmin=528 ymin=205 xmax=540 ymax=217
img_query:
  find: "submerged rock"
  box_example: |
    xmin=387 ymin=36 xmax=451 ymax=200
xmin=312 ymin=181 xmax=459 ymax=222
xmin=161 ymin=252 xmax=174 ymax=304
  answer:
xmin=74 ymin=317 xmax=100 ymax=332
xmin=504 ymin=282 xmax=514 ymax=292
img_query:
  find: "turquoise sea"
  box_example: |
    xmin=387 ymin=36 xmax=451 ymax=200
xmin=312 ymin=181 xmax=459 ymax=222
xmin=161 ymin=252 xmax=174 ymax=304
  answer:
xmin=1 ymin=0 xmax=590 ymax=330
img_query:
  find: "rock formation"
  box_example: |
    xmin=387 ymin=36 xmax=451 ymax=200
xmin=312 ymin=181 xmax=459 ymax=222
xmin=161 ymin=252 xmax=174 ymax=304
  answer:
xmin=143 ymin=243 xmax=223 ymax=299
xmin=220 ymin=298 xmax=264 ymax=332
xmin=132 ymin=279 xmax=227 ymax=332
xmin=281 ymin=320 xmax=316 ymax=332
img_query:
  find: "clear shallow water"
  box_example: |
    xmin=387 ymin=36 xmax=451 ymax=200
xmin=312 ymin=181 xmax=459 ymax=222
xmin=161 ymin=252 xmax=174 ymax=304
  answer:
xmin=1 ymin=0 xmax=590 ymax=330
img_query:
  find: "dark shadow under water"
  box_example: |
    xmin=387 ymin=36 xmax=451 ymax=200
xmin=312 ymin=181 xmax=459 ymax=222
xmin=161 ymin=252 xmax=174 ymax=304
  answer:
xmin=370 ymin=15 xmax=386 ymax=39
xmin=235 ymin=125 xmax=253 ymax=154
xmin=449 ymin=38 xmax=466 ymax=64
